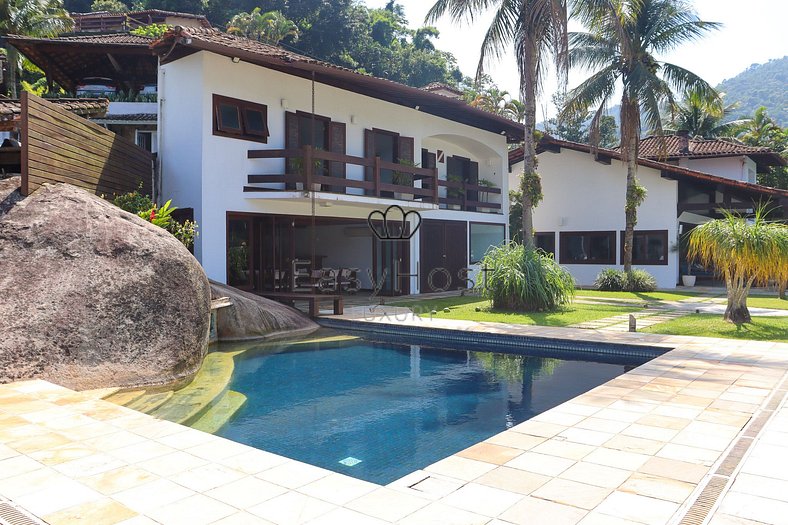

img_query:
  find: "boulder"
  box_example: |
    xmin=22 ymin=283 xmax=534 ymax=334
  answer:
xmin=0 ymin=176 xmax=23 ymax=216
xmin=210 ymin=281 xmax=318 ymax=341
xmin=0 ymin=183 xmax=211 ymax=390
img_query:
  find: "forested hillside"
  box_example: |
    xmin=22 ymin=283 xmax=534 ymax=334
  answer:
xmin=717 ymin=57 xmax=787 ymax=126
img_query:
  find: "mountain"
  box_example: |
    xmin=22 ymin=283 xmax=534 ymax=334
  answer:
xmin=717 ymin=57 xmax=788 ymax=126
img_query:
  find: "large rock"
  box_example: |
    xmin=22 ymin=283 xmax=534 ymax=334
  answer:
xmin=0 ymin=182 xmax=211 ymax=390
xmin=210 ymin=281 xmax=318 ymax=341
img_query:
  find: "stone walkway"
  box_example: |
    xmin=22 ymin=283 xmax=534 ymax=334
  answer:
xmin=1 ymin=318 xmax=788 ymax=524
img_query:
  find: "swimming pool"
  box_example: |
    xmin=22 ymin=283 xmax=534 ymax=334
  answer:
xmin=217 ymin=332 xmax=652 ymax=484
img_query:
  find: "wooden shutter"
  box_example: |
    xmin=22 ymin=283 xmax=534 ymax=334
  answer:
xmin=364 ymin=129 xmax=375 ymax=194
xmin=467 ymin=160 xmax=479 ymax=210
xmin=398 ymin=135 xmax=415 ymax=164
xmin=328 ymin=121 xmax=346 ymax=192
xmin=329 ymin=121 xmax=346 ymax=178
xmin=285 ymin=112 xmax=299 ymax=189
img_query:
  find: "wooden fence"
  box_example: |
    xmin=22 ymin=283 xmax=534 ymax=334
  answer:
xmin=20 ymin=92 xmax=153 ymax=197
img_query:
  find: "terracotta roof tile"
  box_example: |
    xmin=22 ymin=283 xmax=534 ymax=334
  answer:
xmin=92 ymin=113 xmax=157 ymax=122
xmin=637 ymin=135 xmax=773 ymax=159
xmin=7 ymin=33 xmax=154 ymax=47
xmin=0 ymin=98 xmax=109 ymax=121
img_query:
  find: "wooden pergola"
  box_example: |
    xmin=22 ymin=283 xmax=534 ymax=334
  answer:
xmin=5 ymin=33 xmax=158 ymax=94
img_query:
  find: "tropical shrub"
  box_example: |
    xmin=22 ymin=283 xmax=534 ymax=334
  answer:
xmin=112 ymin=188 xmax=198 ymax=249
xmin=477 ymin=243 xmax=575 ymax=312
xmin=625 ymin=269 xmax=657 ymax=292
xmin=594 ymin=269 xmax=657 ymax=292
xmin=595 ymin=268 xmax=626 ymax=291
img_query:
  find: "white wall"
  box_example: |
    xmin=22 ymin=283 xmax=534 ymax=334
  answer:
xmin=682 ymin=156 xmax=755 ymax=183
xmin=160 ymin=51 xmax=509 ymax=286
xmin=510 ymin=148 xmax=680 ymax=289
xmin=158 ymin=54 xmax=206 ymax=260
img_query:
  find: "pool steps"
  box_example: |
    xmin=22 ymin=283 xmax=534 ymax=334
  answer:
xmin=103 ymin=350 xmax=246 ymax=433
xmin=190 ymin=391 xmax=247 ymax=434
xmin=102 ymin=333 xmax=363 ymax=432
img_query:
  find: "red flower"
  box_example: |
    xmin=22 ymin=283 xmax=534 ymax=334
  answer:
xmin=150 ymin=209 xmax=156 ymax=221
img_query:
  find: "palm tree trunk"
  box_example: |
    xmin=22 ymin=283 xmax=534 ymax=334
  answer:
xmin=520 ymin=42 xmax=538 ymax=249
xmin=778 ymin=281 xmax=786 ymax=301
xmin=6 ymin=46 xmax=18 ymax=99
xmin=623 ymin=132 xmax=637 ymax=273
xmin=725 ymin=274 xmax=752 ymax=324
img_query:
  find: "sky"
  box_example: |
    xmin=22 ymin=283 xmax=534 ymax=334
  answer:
xmin=365 ymin=0 xmax=788 ymax=119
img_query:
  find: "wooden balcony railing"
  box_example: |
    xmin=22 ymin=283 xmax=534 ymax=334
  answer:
xmin=244 ymin=145 xmax=502 ymax=213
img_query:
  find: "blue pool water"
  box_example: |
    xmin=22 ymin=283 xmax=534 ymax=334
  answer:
xmin=218 ymin=333 xmax=650 ymax=484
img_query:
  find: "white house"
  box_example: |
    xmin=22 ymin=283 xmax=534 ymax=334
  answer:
xmin=509 ymin=137 xmax=788 ymax=289
xmin=151 ymin=27 xmax=523 ymax=297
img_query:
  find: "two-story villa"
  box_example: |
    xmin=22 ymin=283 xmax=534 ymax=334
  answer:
xmin=150 ymin=27 xmax=521 ymax=297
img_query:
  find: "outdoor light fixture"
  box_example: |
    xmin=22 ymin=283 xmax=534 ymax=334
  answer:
xmin=231 ymin=57 xmax=240 ymax=63
xmin=415 ymin=105 xmax=420 ymax=110
xmin=281 ymin=99 xmax=289 ymax=109
xmin=350 ymin=115 xmax=357 ymax=124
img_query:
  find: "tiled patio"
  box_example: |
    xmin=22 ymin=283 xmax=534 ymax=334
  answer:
xmin=1 ymin=316 xmax=787 ymax=525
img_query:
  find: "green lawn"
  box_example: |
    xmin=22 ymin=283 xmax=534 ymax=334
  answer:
xmin=642 ymin=314 xmax=788 ymax=342
xmin=393 ymin=295 xmax=640 ymax=327
xmin=574 ymin=289 xmax=706 ymax=302
xmin=746 ymin=297 xmax=788 ymax=310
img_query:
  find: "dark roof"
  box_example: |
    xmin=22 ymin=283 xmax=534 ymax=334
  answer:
xmin=92 ymin=113 xmax=157 ymax=123
xmin=150 ymin=27 xmax=525 ymax=142
xmin=509 ymin=137 xmax=788 ymax=199
xmin=6 ymin=33 xmax=157 ymax=92
xmin=634 ymin=135 xmax=785 ymax=171
xmin=0 ymin=98 xmax=108 ymax=128
xmin=72 ymin=9 xmax=212 ymax=32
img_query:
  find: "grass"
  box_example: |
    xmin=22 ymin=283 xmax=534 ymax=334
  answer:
xmin=745 ymin=296 xmax=788 ymax=310
xmin=642 ymin=314 xmax=788 ymax=342
xmin=574 ymin=289 xmax=706 ymax=302
xmin=392 ymin=295 xmax=641 ymax=327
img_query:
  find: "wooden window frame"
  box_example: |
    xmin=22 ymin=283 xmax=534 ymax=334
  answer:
xmin=559 ymin=231 xmax=616 ymax=265
xmin=212 ymin=94 xmax=269 ymax=143
xmin=620 ymin=229 xmax=669 ymax=266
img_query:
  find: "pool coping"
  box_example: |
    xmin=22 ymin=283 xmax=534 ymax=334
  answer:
xmin=1 ymin=317 xmax=788 ymax=524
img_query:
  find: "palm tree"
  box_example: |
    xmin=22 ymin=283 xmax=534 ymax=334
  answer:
xmin=227 ymin=9 xmax=299 ymax=45
xmin=0 ymin=0 xmax=73 ymax=98
xmin=564 ymin=0 xmax=719 ymax=271
xmin=736 ymin=107 xmax=780 ymax=147
xmin=427 ymin=0 xmax=569 ymax=248
xmin=688 ymin=209 xmax=788 ymax=324
xmin=470 ymin=86 xmax=511 ymax=115
xmin=664 ymin=89 xmax=749 ymax=138
xmin=504 ymin=99 xmax=527 ymax=124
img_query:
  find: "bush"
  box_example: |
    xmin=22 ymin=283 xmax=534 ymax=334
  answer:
xmin=112 ymin=189 xmax=198 ymax=249
xmin=594 ymin=269 xmax=657 ymax=292
xmin=477 ymin=243 xmax=575 ymax=311
xmin=595 ymin=268 xmax=626 ymax=291
xmin=626 ymin=269 xmax=657 ymax=292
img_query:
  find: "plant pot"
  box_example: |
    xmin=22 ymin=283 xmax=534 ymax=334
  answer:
xmin=682 ymin=275 xmax=696 ymax=287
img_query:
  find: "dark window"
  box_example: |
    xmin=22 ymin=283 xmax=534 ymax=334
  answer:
xmin=535 ymin=232 xmax=555 ymax=257
xmin=560 ymin=231 xmax=616 ymax=264
xmin=244 ymin=108 xmax=267 ymax=137
xmin=622 ymin=230 xmax=668 ymax=265
xmin=227 ymin=217 xmax=252 ymax=288
xmin=213 ymin=94 xmax=269 ymax=142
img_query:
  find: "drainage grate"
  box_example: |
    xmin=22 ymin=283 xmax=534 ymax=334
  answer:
xmin=0 ymin=500 xmax=48 ymax=525
xmin=715 ymin=437 xmax=753 ymax=477
xmin=678 ymin=475 xmax=728 ymax=525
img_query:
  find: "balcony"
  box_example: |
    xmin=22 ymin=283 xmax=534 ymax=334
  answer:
xmin=244 ymin=146 xmax=502 ymax=213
